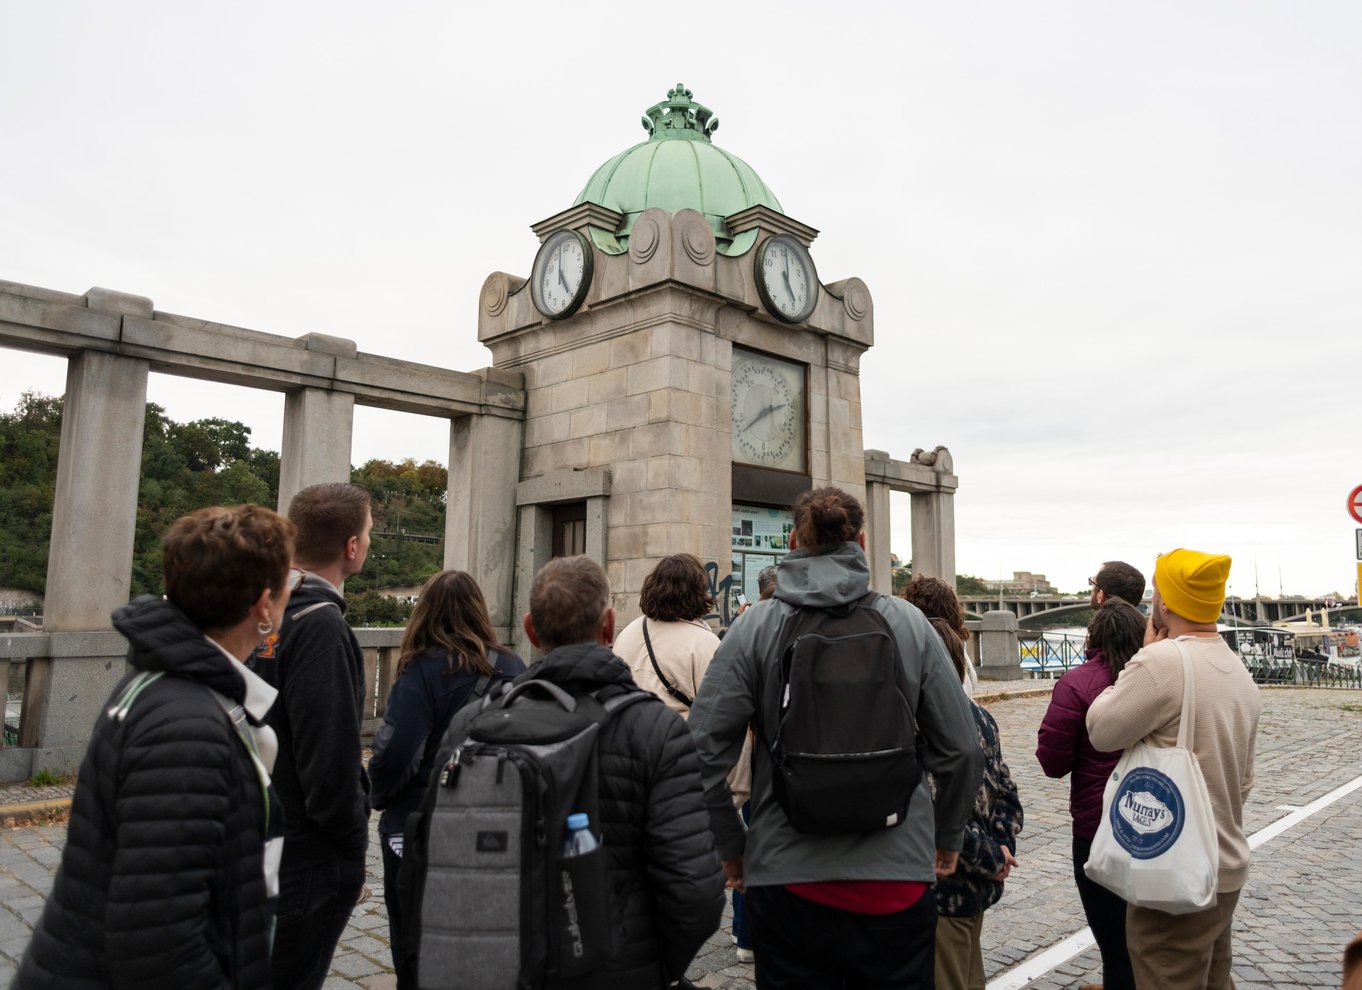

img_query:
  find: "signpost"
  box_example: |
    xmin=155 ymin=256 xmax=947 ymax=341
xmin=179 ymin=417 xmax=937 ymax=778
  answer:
xmin=1349 ymin=489 xmax=1362 ymax=605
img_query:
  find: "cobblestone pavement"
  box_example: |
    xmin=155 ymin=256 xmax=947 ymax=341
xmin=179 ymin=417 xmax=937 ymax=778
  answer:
xmin=1 ymin=685 xmax=1358 ymax=989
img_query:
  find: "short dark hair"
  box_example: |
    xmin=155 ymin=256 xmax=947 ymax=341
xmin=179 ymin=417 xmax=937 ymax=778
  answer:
xmin=902 ymin=575 xmax=969 ymax=644
xmin=530 ymin=556 xmax=610 ymax=650
xmin=757 ymin=566 xmax=778 ymax=600
xmin=791 ymin=487 xmax=864 ymax=555
xmin=163 ymin=505 xmax=295 ymax=631
xmin=288 ymin=483 xmax=370 ymax=566
xmin=1086 ymin=598 xmax=1146 ymax=679
xmin=1096 ymin=561 xmax=1146 ymax=605
xmin=639 ymin=554 xmax=714 ymax=622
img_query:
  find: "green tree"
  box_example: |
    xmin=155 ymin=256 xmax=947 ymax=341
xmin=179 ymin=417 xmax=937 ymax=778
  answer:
xmin=0 ymin=394 xmax=286 ymax=598
xmin=344 ymin=590 xmax=413 ymax=627
xmin=955 ymin=574 xmax=993 ymax=596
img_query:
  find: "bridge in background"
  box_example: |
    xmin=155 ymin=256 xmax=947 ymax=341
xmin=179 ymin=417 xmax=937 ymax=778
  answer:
xmin=960 ymin=594 xmax=1357 ymax=627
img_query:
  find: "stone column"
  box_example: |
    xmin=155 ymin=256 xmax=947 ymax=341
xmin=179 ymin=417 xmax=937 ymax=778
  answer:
xmin=910 ymin=489 xmax=957 ymax=585
xmin=446 ymin=413 xmax=523 ymax=639
xmin=977 ymin=610 xmax=1023 ymax=681
xmin=29 ymin=348 xmax=150 ymax=765
xmin=865 ymin=479 xmax=893 ymax=594
xmin=278 ymin=387 xmax=355 ymax=513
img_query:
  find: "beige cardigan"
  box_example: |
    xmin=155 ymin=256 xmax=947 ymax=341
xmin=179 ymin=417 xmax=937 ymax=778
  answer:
xmin=614 ymin=614 xmax=751 ymax=805
xmin=1087 ymin=635 xmax=1262 ymax=892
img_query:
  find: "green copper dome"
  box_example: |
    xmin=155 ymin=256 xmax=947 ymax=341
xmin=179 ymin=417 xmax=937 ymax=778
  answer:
xmin=574 ymin=84 xmax=783 ymax=256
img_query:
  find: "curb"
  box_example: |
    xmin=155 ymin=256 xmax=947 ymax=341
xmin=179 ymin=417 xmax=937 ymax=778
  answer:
xmin=0 ymin=797 xmax=72 ymax=827
xmin=974 ymin=688 xmax=1055 ymax=705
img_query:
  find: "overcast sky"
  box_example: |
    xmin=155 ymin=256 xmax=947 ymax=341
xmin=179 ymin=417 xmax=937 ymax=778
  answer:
xmin=2 ymin=1 xmax=1358 ymax=597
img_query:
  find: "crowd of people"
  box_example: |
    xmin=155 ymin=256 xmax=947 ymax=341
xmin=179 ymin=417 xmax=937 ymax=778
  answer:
xmin=9 ymin=483 xmax=1360 ymax=990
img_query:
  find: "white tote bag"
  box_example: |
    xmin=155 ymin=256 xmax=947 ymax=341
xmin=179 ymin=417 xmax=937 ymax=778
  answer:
xmin=1084 ymin=639 xmax=1219 ymax=914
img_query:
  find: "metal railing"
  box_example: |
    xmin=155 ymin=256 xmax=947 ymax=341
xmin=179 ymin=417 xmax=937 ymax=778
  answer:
xmin=1010 ymin=628 xmax=1362 ymax=689
xmin=1017 ymin=631 xmax=1086 ymax=679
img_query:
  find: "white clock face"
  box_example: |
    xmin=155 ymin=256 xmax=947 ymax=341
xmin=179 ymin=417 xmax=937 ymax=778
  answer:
xmin=731 ymin=350 xmax=806 ymax=472
xmin=532 ymin=230 xmax=591 ymax=318
xmin=756 ymin=235 xmax=817 ymax=323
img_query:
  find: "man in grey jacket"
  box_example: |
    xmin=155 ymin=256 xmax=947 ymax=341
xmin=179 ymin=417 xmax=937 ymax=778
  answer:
xmin=688 ymin=487 xmax=983 ymax=988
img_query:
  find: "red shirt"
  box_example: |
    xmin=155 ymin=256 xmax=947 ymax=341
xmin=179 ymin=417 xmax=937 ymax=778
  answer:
xmin=784 ymin=880 xmax=928 ymax=915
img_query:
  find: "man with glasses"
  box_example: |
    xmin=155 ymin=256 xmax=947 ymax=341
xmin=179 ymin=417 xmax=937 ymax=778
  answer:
xmin=1088 ymin=561 xmax=1146 ymax=609
xmin=250 ymin=482 xmax=375 ymax=990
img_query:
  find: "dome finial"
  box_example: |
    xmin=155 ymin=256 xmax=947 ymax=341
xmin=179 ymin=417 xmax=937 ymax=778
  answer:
xmin=640 ymin=83 xmax=719 ymax=142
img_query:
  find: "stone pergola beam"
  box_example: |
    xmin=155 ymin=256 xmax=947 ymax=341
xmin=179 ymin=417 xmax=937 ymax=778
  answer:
xmin=0 ymin=283 xmax=526 ymax=420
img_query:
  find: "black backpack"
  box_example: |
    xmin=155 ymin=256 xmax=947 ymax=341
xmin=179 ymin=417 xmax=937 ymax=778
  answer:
xmin=757 ymin=592 xmax=922 ymax=834
xmin=397 ymin=677 xmax=657 ymax=990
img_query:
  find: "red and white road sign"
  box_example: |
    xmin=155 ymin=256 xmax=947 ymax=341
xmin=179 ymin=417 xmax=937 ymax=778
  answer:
xmin=1350 ymin=485 xmax=1362 ymax=525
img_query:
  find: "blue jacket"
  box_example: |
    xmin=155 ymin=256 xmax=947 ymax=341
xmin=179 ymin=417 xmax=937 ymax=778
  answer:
xmin=368 ymin=645 xmax=524 ymax=837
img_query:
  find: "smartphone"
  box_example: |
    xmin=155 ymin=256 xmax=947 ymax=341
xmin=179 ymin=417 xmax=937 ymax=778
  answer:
xmin=736 ymin=593 xmax=750 ymax=608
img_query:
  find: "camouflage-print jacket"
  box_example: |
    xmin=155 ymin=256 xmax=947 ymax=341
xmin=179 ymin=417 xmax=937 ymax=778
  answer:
xmin=929 ymin=700 xmax=1024 ymax=918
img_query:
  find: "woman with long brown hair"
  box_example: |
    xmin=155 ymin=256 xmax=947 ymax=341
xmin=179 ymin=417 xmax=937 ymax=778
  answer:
xmin=369 ymin=569 xmax=524 ymax=988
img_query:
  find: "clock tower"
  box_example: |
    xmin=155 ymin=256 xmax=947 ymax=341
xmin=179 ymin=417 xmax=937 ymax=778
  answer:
xmin=477 ymin=84 xmax=910 ymax=651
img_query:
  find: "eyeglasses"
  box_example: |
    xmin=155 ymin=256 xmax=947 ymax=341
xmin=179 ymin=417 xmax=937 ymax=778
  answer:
xmin=1087 ymin=577 xmax=1098 ymax=589
xmin=286 ymin=568 xmax=306 ymax=592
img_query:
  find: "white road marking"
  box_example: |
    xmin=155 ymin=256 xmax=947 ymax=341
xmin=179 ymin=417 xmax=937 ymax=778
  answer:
xmin=985 ymin=768 xmax=1362 ymax=990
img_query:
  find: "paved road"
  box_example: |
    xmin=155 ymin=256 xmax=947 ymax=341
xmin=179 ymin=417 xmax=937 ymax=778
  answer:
xmin=1 ymin=686 xmax=1358 ymax=989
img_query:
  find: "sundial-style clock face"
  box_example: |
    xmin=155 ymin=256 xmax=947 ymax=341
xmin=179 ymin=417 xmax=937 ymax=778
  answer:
xmin=731 ymin=349 xmax=806 ymax=473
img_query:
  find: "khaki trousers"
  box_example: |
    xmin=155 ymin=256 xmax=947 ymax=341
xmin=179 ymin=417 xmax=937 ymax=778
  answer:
xmin=1126 ymin=889 xmax=1241 ymax=990
xmin=935 ymin=914 xmax=985 ymax=990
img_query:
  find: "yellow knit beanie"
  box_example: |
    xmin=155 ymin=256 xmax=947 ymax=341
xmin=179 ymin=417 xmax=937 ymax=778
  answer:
xmin=1154 ymin=548 xmax=1231 ymax=624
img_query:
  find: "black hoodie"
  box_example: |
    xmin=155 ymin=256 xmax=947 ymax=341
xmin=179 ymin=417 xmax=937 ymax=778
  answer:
xmin=249 ymin=573 xmax=370 ymax=863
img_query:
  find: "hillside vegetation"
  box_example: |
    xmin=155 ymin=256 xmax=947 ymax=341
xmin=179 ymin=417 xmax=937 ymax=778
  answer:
xmin=0 ymin=392 xmax=444 ymax=624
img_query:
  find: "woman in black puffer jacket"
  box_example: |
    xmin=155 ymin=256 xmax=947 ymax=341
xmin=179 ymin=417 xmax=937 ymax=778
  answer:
xmin=14 ymin=505 xmax=297 ymax=990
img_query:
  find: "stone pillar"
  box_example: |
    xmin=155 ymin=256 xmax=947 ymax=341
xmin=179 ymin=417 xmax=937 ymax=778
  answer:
xmin=446 ymin=413 xmax=523 ymax=640
xmin=977 ymin=610 xmax=1023 ymax=681
xmin=278 ymin=387 xmax=355 ymax=513
xmin=865 ymin=479 xmax=893 ymax=594
xmin=910 ymin=489 xmax=956 ymax=585
xmin=29 ymin=348 xmax=150 ymax=765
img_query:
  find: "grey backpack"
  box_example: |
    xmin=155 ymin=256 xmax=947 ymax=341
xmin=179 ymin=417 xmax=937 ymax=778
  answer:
xmin=398 ymin=678 xmax=655 ymax=990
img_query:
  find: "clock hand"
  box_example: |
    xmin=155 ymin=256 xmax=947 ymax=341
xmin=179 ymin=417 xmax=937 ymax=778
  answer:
xmin=557 ymin=245 xmax=569 ymax=292
xmin=742 ymin=401 xmax=788 ymax=433
xmin=782 ymin=268 xmax=796 ymax=306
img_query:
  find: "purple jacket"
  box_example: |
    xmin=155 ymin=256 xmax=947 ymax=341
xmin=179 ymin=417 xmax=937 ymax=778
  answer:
xmin=1035 ymin=652 xmax=1124 ymax=839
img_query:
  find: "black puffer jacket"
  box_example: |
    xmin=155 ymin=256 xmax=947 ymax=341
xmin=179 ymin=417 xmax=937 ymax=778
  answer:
xmin=518 ymin=644 xmax=725 ymax=990
xmin=14 ymin=596 xmax=273 ymax=989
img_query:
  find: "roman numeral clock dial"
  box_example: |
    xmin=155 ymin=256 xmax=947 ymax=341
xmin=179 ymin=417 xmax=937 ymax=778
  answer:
xmin=731 ymin=350 xmax=806 ymax=473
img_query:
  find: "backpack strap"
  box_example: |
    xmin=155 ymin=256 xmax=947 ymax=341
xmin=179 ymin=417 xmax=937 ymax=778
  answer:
xmin=414 ymin=662 xmax=501 ymax=782
xmin=208 ymin=689 xmax=273 ymax=833
xmin=642 ymin=619 xmax=694 ymax=709
xmin=291 ymin=600 xmax=341 ymax=621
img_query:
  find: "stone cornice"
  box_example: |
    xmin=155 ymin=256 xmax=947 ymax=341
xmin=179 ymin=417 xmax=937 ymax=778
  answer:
xmin=725 ymin=206 xmax=819 ymax=247
xmin=531 ymin=203 xmax=625 ymax=240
